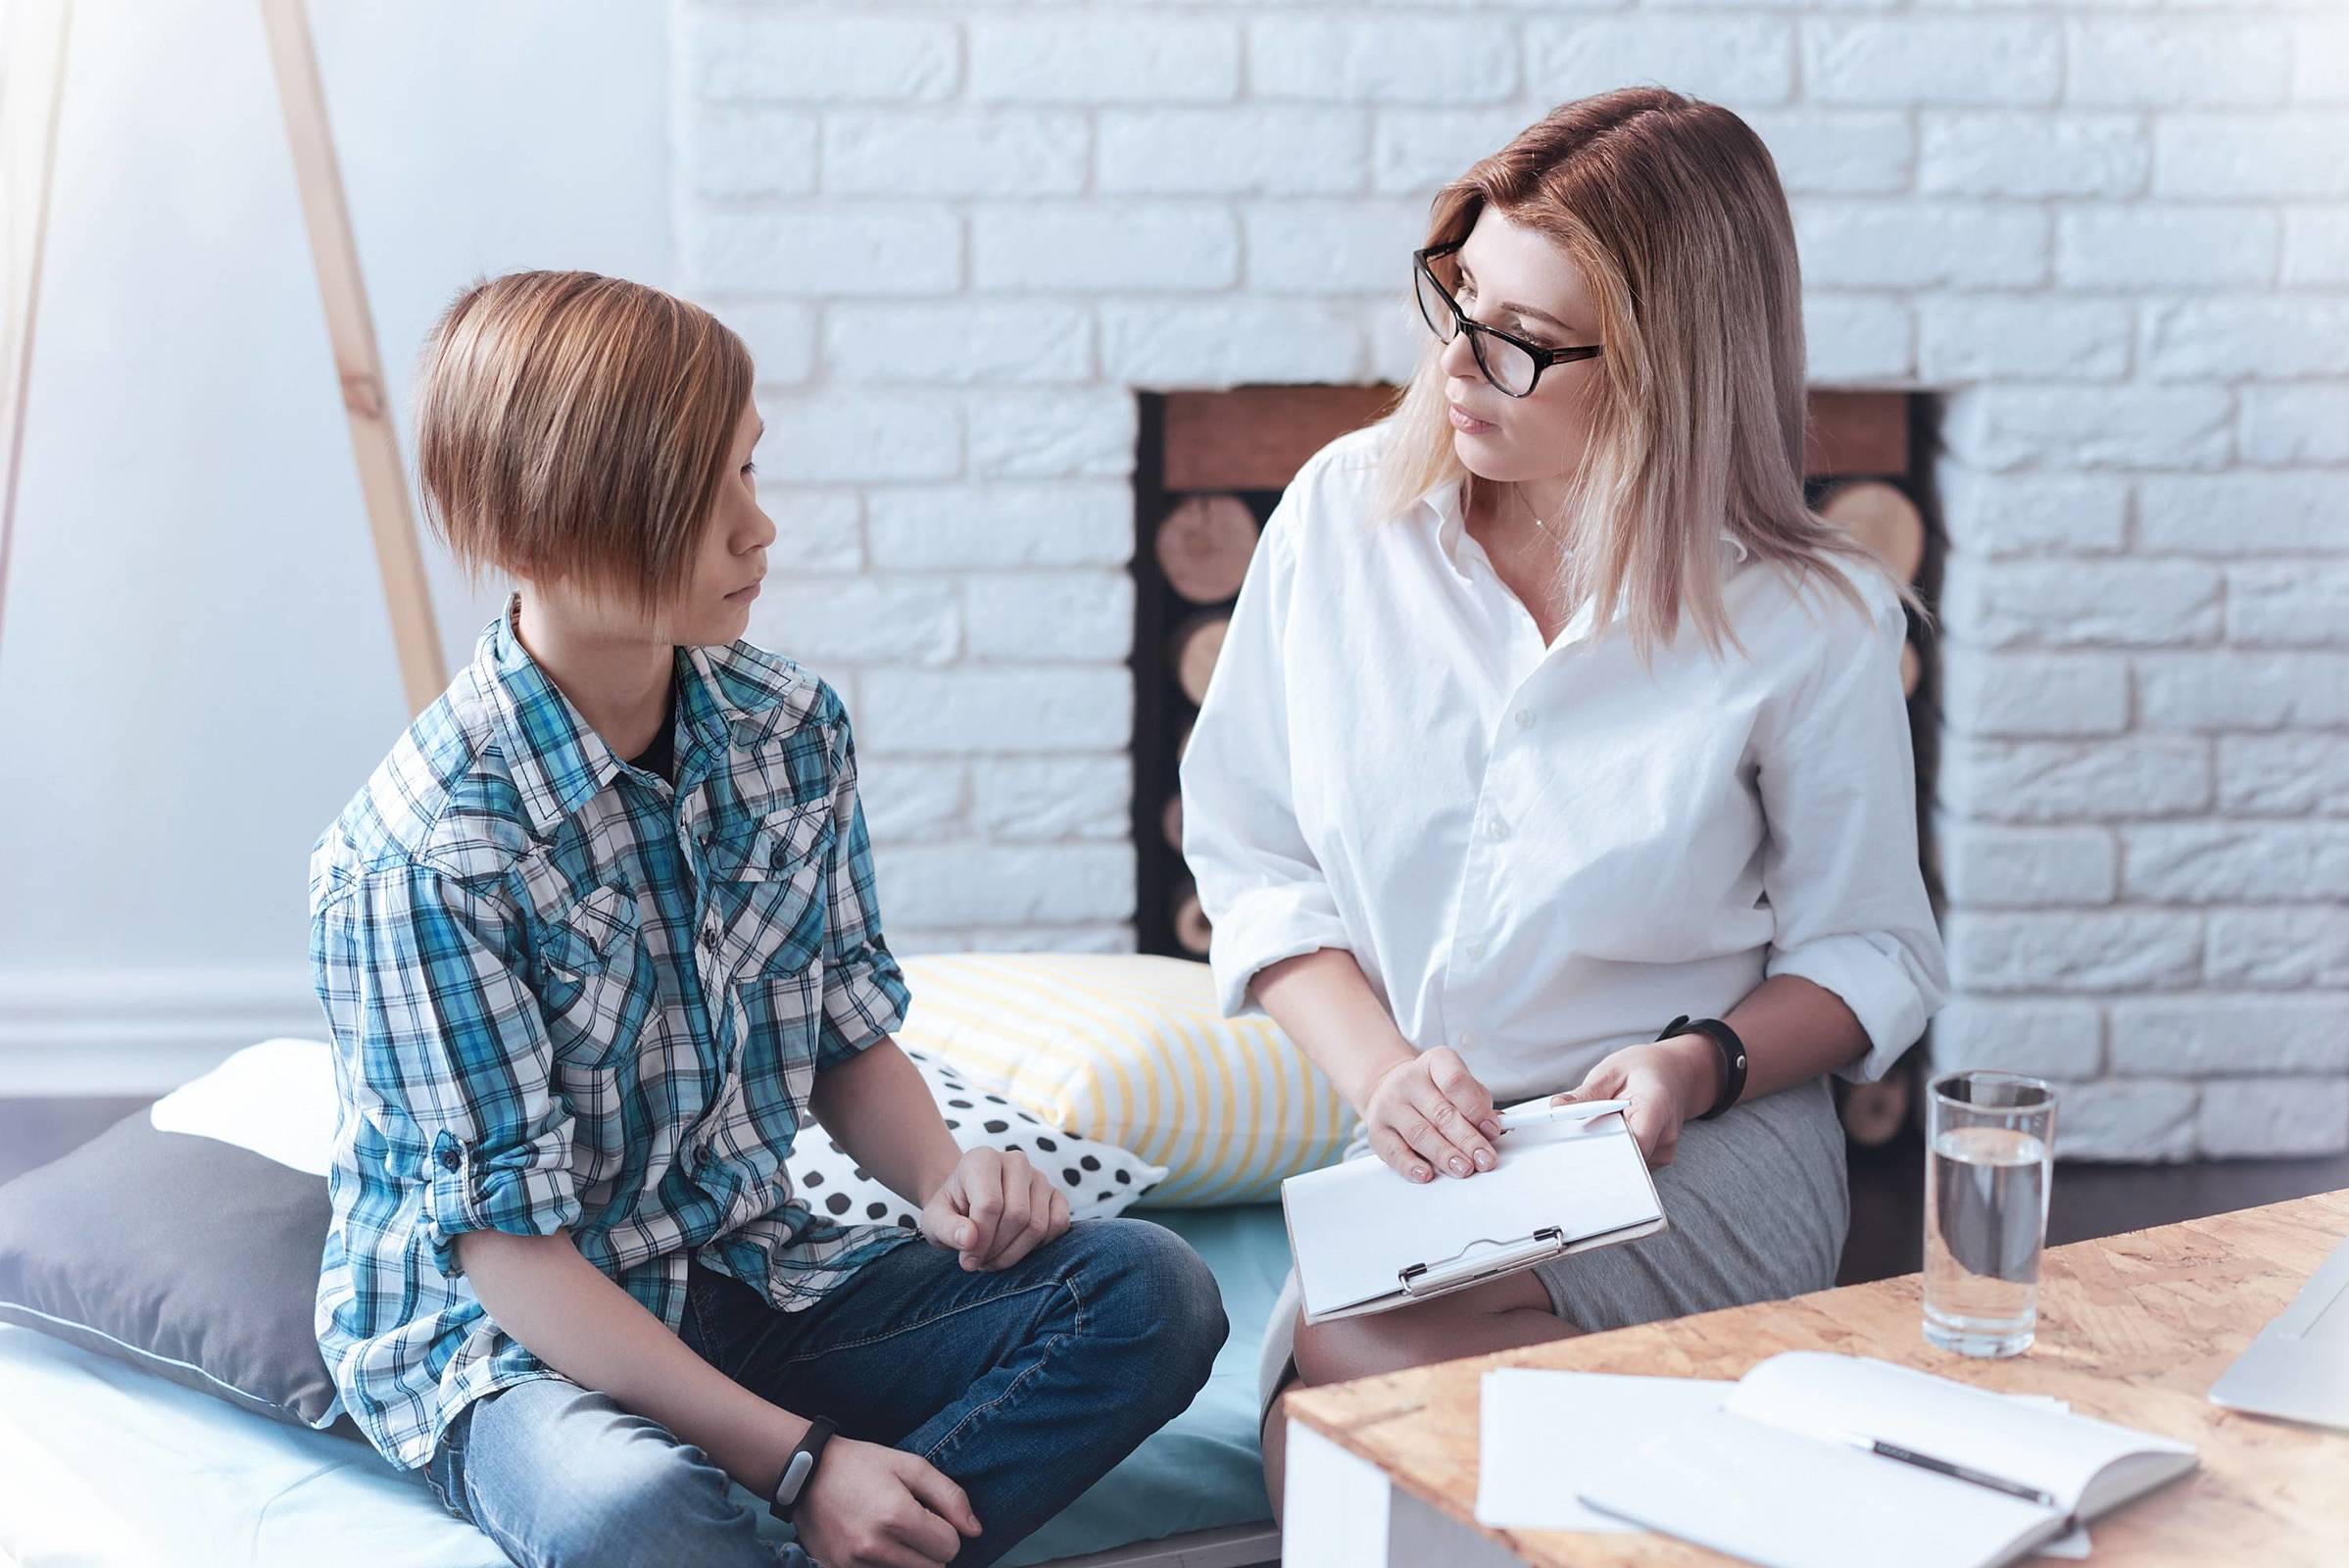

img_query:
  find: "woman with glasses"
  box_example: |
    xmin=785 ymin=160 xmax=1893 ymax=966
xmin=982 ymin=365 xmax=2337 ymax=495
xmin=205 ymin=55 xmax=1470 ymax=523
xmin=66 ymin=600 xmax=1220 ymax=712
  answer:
xmin=1178 ymin=87 xmax=1950 ymax=1512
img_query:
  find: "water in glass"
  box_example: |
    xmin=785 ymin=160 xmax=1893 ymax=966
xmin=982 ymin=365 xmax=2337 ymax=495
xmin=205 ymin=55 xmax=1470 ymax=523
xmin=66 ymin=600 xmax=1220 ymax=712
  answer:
xmin=1924 ymin=1123 xmax=2049 ymax=1356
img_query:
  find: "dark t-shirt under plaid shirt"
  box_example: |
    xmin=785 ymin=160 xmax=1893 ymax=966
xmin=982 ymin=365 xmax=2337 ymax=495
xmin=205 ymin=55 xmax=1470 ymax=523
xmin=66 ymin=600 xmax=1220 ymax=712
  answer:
xmin=309 ymin=592 xmax=918 ymax=1470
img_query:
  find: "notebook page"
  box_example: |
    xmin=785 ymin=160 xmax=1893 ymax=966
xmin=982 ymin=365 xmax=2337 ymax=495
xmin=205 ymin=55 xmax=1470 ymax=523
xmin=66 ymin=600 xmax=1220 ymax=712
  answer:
xmin=1476 ymin=1371 xmax=2093 ymax=1556
xmin=1285 ymin=1113 xmax=1660 ymax=1317
xmin=1578 ymin=1403 xmax=2061 ymax=1568
xmin=2006 ymin=1396 xmax=2091 ymax=1559
xmin=1732 ymin=1353 xmax=2195 ymax=1516
xmin=1475 ymin=1370 xmax=1733 ymax=1533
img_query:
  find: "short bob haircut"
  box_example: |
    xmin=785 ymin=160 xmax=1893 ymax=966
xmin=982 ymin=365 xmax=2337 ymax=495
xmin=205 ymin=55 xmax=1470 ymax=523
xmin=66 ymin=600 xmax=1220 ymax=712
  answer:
xmin=415 ymin=270 xmax=753 ymax=616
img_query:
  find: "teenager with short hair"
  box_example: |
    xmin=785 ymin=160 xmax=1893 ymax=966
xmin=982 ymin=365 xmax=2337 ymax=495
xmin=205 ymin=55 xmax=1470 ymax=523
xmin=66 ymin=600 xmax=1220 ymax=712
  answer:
xmin=312 ymin=270 xmax=1225 ymax=1568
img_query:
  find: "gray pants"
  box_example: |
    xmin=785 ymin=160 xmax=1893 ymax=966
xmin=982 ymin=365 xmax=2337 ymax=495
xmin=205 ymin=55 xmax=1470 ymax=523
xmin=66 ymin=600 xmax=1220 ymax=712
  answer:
xmin=1258 ymin=1073 xmax=1851 ymax=1419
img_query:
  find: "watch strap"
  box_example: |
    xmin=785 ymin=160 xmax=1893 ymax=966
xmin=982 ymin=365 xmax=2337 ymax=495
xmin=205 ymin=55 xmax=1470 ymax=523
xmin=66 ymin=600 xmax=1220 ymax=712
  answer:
xmin=768 ymin=1414 xmax=839 ymax=1523
xmin=1658 ymin=1014 xmax=1749 ymax=1121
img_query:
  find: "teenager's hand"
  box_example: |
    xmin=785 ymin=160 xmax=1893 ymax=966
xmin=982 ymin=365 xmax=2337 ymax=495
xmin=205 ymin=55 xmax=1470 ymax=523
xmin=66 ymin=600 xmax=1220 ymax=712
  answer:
xmin=792 ymin=1436 xmax=980 ymax=1568
xmin=918 ymin=1147 xmax=1069 ymax=1271
xmin=1360 ymin=1046 xmax=1502 ymax=1183
xmin=1551 ymin=1038 xmax=1719 ymax=1167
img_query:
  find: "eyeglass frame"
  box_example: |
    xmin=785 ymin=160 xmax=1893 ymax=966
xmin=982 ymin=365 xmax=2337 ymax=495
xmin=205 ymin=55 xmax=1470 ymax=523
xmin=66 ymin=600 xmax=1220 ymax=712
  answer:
xmin=1412 ymin=241 xmax=1603 ymax=398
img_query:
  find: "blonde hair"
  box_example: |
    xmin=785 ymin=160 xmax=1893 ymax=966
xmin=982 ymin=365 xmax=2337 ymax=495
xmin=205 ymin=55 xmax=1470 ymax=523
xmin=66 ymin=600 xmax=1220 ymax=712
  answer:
xmin=415 ymin=270 xmax=753 ymax=615
xmin=1376 ymin=87 xmax=1916 ymax=660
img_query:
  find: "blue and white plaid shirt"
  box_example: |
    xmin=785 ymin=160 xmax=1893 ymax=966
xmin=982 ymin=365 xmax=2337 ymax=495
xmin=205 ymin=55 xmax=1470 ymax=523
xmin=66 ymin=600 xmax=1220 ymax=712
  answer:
xmin=311 ymin=593 xmax=918 ymax=1470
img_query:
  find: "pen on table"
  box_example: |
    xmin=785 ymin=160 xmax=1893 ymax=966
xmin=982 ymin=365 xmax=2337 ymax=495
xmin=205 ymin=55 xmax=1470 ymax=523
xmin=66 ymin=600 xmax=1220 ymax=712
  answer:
xmin=1493 ymin=1098 xmax=1632 ymax=1133
xmin=1827 ymin=1430 xmax=2058 ymax=1511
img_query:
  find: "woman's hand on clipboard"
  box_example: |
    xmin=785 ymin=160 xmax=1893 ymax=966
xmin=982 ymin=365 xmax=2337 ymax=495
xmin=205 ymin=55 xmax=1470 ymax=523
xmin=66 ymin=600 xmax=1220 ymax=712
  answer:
xmin=1549 ymin=1041 xmax=1717 ymax=1167
xmin=1359 ymin=1046 xmax=1506 ymax=1185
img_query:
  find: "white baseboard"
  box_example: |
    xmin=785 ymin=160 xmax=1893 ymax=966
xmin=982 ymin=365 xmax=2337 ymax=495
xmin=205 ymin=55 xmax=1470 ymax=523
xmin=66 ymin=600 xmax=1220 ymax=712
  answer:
xmin=0 ymin=967 xmax=321 ymax=1096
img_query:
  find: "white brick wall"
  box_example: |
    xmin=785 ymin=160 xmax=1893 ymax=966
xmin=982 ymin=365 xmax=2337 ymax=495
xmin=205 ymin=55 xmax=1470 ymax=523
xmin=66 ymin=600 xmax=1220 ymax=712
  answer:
xmin=673 ymin=0 xmax=2349 ymax=1159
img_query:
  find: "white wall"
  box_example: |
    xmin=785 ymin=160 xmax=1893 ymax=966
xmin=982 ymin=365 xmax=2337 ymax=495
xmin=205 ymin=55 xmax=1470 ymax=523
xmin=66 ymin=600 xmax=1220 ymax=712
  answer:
xmin=667 ymin=1 xmax=2349 ymax=1162
xmin=10 ymin=3 xmax=2347 ymax=1162
xmin=0 ymin=0 xmax=669 ymax=1091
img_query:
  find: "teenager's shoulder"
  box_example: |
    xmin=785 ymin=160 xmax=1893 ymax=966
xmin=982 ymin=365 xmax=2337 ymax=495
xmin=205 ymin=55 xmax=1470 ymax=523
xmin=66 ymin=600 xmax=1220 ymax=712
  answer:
xmin=699 ymin=637 xmax=839 ymax=728
xmin=310 ymin=669 xmax=531 ymax=912
xmin=696 ymin=639 xmax=856 ymax=769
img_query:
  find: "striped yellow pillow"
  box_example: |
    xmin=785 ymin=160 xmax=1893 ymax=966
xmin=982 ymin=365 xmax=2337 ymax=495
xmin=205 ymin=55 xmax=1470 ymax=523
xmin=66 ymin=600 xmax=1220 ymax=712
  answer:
xmin=894 ymin=954 xmax=1356 ymax=1206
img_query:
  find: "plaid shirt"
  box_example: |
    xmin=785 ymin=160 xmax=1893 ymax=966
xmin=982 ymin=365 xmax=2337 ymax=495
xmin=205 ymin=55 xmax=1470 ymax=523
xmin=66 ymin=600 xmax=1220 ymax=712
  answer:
xmin=311 ymin=593 xmax=917 ymax=1470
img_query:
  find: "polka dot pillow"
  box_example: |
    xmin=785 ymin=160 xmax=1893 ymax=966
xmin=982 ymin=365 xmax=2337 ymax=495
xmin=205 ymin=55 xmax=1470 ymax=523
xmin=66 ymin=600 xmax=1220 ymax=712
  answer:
xmin=785 ymin=1046 xmax=1168 ymax=1229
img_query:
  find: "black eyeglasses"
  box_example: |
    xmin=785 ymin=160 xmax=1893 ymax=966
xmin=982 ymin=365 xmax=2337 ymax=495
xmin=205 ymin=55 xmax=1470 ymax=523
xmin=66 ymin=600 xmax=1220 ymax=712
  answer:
xmin=1413 ymin=242 xmax=1602 ymax=398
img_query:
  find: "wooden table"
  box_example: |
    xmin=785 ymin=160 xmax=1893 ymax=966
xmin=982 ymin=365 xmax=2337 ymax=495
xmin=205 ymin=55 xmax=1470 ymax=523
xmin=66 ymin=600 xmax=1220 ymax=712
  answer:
xmin=1281 ymin=1190 xmax=2349 ymax=1566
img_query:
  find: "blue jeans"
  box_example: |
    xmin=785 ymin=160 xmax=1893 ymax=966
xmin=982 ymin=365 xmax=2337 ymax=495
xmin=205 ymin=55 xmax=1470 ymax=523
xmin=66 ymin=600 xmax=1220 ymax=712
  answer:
xmin=423 ymin=1217 xmax=1229 ymax=1567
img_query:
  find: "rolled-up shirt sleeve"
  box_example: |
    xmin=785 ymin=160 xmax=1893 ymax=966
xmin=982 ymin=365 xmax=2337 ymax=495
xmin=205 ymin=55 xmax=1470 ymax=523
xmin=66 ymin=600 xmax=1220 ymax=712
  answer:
xmin=814 ymin=702 xmax=910 ymax=1070
xmin=1755 ymin=581 xmax=1952 ymax=1084
xmin=313 ymin=864 xmax=581 ymax=1278
xmin=1180 ymin=496 xmax=1353 ymax=1020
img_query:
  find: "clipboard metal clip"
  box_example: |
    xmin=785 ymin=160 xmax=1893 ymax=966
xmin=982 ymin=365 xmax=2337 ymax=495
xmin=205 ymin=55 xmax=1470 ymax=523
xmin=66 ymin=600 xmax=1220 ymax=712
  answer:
xmin=1397 ymin=1227 xmax=1567 ymax=1298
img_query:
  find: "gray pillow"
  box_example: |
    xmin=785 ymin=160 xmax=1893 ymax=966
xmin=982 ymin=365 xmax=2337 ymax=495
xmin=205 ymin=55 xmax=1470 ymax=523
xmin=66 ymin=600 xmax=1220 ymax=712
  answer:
xmin=0 ymin=1033 xmax=1166 ymax=1438
xmin=0 ymin=1109 xmax=350 ymax=1431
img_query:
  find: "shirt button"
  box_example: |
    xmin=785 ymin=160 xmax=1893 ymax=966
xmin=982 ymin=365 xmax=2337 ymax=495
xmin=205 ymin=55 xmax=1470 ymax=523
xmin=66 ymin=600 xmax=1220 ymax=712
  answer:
xmin=1515 ymin=709 xmax=1533 ymax=729
xmin=1488 ymin=816 xmax=1510 ymax=841
xmin=1458 ymin=1031 xmax=1477 ymax=1050
xmin=1465 ymin=939 xmax=1486 ymax=959
xmin=701 ymin=926 xmax=719 ymax=954
xmin=438 ymin=1149 xmax=463 ymax=1172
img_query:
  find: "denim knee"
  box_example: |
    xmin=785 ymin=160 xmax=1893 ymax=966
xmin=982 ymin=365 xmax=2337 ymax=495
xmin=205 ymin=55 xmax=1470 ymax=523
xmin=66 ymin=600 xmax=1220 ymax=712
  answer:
xmin=1074 ymin=1218 xmax=1230 ymax=1396
xmin=458 ymin=1384 xmax=777 ymax=1568
xmin=532 ymin=1436 xmax=767 ymax=1568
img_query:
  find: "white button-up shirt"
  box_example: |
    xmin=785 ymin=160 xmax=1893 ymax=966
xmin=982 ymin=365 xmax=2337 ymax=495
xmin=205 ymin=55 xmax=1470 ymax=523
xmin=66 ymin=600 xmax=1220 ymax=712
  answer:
xmin=1179 ymin=426 xmax=1950 ymax=1105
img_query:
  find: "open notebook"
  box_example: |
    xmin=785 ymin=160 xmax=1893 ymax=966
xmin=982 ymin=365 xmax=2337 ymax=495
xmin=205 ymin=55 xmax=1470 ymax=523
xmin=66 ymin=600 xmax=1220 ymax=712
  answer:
xmin=1281 ymin=1108 xmax=1665 ymax=1324
xmin=1476 ymin=1369 xmax=2091 ymax=1557
xmin=1577 ymin=1351 xmax=2199 ymax=1568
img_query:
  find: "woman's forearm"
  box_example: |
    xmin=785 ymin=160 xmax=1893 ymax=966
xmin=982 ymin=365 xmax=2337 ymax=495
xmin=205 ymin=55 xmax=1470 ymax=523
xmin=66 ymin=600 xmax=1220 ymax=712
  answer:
xmin=1717 ymin=973 xmax=1872 ymax=1104
xmin=456 ymin=1229 xmax=807 ymax=1494
xmin=806 ymin=1038 xmax=963 ymax=1207
xmin=1251 ymin=948 xmax=1418 ymax=1112
xmin=1256 ymin=949 xmax=1866 ymax=1123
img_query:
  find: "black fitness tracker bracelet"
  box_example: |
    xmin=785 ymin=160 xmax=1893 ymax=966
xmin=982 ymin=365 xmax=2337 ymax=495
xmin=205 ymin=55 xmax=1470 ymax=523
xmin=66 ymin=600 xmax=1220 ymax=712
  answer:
xmin=1657 ymin=1014 xmax=1748 ymax=1122
xmin=768 ymin=1414 xmax=839 ymax=1523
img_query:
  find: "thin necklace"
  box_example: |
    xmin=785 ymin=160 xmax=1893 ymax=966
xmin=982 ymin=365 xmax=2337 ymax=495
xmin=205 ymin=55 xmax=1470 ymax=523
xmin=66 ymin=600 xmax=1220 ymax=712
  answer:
xmin=1512 ymin=482 xmax=1548 ymax=532
xmin=1514 ymin=482 xmax=1578 ymax=556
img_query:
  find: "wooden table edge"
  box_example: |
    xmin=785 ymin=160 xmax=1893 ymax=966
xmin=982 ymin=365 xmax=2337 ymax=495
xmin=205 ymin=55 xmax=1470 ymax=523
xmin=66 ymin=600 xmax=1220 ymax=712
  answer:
xmin=1281 ymin=1187 xmax=2349 ymax=1559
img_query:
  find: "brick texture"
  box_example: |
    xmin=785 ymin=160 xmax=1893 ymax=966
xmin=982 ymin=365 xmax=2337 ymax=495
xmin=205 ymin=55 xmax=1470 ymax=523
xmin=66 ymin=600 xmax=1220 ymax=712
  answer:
xmin=673 ymin=1 xmax=2349 ymax=1156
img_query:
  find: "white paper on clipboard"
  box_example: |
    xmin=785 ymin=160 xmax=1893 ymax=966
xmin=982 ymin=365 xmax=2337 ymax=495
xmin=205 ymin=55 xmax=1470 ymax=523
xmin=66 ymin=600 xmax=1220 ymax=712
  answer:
xmin=1282 ymin=1110 xmax=1667 ymax=1323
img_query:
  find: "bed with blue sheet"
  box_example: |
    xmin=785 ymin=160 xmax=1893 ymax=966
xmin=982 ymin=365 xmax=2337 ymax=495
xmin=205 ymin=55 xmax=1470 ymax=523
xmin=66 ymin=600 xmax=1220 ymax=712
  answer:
xmin=0 ymin=1201 xmax=1287 ymax=1568
xmin=0 ymin=956 xmax=1329 ymax=1566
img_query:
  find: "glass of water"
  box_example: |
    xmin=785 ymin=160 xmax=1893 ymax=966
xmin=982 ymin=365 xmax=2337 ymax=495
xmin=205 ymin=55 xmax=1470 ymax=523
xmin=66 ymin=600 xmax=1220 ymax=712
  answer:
xmin=1924 ymin=1071 xmax=2057 ymax=1357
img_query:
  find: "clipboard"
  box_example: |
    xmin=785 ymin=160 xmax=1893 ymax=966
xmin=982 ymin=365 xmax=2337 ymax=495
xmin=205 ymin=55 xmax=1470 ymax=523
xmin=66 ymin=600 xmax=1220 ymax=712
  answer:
xmin=1282 ymin=1110 xmax=1669 ymax=1324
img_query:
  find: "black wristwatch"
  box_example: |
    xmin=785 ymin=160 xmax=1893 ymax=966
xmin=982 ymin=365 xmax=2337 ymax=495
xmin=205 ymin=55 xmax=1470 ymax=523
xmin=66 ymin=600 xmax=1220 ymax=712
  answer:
xmin=1657 ymin=1015 xmax=1748 ymax=1121
xmin=768 ymin=1414 xmax=839 ymax=1523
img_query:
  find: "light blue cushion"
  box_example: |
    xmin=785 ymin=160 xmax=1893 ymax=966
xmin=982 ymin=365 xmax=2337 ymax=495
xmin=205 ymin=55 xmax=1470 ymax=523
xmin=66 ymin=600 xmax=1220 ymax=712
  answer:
xmin=1002 ymin=1205 xmax=1289 ymax=1565
xmin=0 ymin=1205 xmax=1291 ymax=1567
